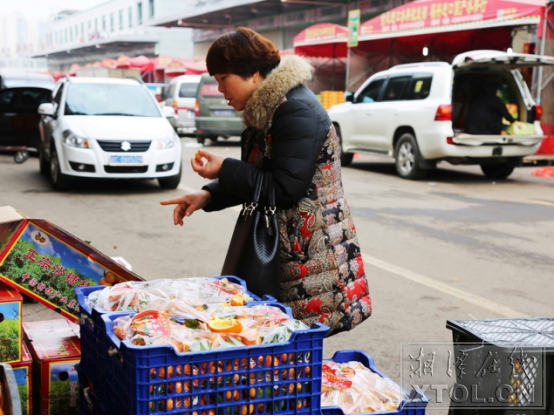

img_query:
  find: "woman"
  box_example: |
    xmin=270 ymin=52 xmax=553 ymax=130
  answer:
xmin=161 ymin=28 xmax=371 ymax=336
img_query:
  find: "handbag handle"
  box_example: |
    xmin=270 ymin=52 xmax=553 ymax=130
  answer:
xmin=243 ymin=170 xmax=264 ymax=216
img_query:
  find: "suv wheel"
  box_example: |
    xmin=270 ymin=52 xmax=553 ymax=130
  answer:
xmin=480 ymin=164 xmax=515 ymax=179
xmin=50 ymin=147 xmax=72 ymax=190
xmin=335 ymin=126 xmax=353 ymax=167
xmin=395 ymin=133 xmax=428 ymax=179
xmin=196 ymin=135 xmax=206 ymax=145
xmin=158 ymin=166 xmax=182 ymax=189
xmin=39 ymin=145 xmax=49 ymax=176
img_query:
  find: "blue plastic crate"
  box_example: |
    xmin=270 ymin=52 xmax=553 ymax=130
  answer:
xmin=77 ymin=364 xmax=107 ymax=416
xmin=75 ymin=276 xmax=270 ymax=412
xmin=97 ymin=301 xmax=327 ymax=415
xmin=320 ymin=350 xmax=430 ymax=415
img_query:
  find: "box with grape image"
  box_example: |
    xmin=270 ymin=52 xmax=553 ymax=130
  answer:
xmin=0 ymin=206 xmax=143 ymax=323
xmin=24 ymin=318 xmax=81 ymax=415
xmin=0 ymin=281 xmax=22 ymax=363
xmin=11 ymin=342 xmax=33 ymax=415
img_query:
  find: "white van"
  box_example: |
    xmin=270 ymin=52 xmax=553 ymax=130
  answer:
xmin=328 ymin=50 xmax=554 ymax=179
xmin=163 ymin=75 xmax=202 ymax=135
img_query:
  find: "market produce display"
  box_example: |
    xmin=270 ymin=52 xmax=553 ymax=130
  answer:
xmin=87 ymin=278 xmax=308 ymax=352
xmin=320 ymin=360 xmax=407 ymax=414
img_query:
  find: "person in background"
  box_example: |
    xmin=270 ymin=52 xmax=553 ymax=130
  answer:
xmin=465 ymin=79 xmax=520 ymax=135
xmin=160 ymin=28 xmax=371 ymax=336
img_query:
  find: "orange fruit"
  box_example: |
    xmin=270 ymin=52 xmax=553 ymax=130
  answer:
xmin=168 ymin=366 xmax=174 ymax=378
xmin=208 ymin=319 xmax=243 ymax=334
xmin=184 ymin=364 xmax=191 ymax=375
xmin=104 ymin=271 xmax=117 ymax=284
xmin=230 ymin=295 xmax=245 ymax=306
xmin=167 ymin=398 xmax=174 ymax=411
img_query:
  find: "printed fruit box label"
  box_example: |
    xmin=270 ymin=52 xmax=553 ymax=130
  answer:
xmin=48 ymin=360 xmax=79 ymax=415
xmin=0 ymin=223 xmax=121 ymax=320
xmin=13 ymin=366 xmax=30 ymax=415
xmin=0 ymin=300 xmax=22 ymax=363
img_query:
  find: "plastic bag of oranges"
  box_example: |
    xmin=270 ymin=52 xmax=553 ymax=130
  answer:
xmin=320 ymin=360 xmax=407 ymax=414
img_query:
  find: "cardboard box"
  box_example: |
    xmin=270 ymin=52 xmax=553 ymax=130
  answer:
xmin=0 ymin=206 xmax=143 ymax=322
xmin=24 ymin=319 xmax=81 ymax=415
xmin=11 ymin=342 xmax=33 ymax=415
xmin=0 ymin=281 xmax=23 ymax=363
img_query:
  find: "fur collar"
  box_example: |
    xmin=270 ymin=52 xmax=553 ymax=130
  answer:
xmin=242 ymin=55 xmax=314 ymax=131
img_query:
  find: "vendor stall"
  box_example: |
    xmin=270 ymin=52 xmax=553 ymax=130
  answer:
xmin=293 ymin=23 xmax=349 ymax=93
xmin=344 ymin=0 xmax=546 ymax=91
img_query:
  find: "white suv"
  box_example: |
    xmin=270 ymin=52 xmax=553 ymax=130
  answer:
xmin=38 ymin=77 xmax=182 ymax=190
xmin=329 ymin=50 xmax=554 ymax=179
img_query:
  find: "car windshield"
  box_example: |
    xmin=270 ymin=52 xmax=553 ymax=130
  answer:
xmin=200 ymin=83 xmax=223 ymax=97
xmin=3 ymin=79 xmax=54 ymax=89
xmin=64 ymin=83 xmax=161 ymax=117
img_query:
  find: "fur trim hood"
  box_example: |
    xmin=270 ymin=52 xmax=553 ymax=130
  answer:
xmin=242 ymin=55 xmax=314 ymax=131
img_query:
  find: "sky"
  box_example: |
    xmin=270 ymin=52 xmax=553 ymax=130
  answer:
xmin=3 ymin=0 xmax=107 ymax=20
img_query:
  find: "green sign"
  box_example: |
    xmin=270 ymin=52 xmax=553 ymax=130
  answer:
xmin=348 ymin=9 xmax=361 ymax=48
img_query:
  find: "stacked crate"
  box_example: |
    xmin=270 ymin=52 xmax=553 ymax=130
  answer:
xmin=319 ymin=91 xmax=346 ymax=110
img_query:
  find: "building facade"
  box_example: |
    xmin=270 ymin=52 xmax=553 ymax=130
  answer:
xmin=35 ymin=0 xmax=194 ymax=71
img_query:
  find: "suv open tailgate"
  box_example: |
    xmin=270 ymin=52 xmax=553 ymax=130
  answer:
xmin=453 ymin=51 xmax=554 ymax=69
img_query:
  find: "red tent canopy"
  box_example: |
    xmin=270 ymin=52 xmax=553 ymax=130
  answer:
xmin=293 ymin=23 xmax=349 ymax=58
xmin=129 ymin=55 xmax=151 ymax=68
xmin=181 ymin=60 xmax=208 ymax=75
xmin=359 ymin=0 xmax=545 ymax=40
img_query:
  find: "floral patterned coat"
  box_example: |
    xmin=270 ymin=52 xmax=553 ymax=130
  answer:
xmin=203 ymin=55 xmax=372 ymax=336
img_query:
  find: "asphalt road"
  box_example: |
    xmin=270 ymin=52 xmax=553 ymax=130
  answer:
xmin=1 ymin=137 xmax=553 ymax=412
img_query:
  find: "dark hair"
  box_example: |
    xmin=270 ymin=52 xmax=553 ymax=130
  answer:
xmin=206 ymin=27 xmax=280 ymax=78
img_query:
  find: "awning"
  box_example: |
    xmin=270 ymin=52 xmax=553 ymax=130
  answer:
xmin=359 ymin=0 xmax=545 ymax=41
xmin=293 ymin=24 xmax=349 ymax=58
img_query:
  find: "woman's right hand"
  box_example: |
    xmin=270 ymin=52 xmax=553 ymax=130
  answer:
xmin=159 ymin=190 xmax=212 ymax=226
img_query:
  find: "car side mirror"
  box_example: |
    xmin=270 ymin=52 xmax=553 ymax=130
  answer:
xmin=162 ymin=106 xmax=175 ymax=118
xmin=38 ymin=103 xmax=56 ymax=117
xmin=345 ymin=92 xmax=354 ymax=103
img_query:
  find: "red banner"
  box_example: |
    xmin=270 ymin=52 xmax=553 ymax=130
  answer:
xmin=360 ymin=0 xmax=544 ymax=39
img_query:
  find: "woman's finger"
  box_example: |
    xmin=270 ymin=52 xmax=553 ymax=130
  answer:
xmin=160 ymin=197 xmax=185 ymax=205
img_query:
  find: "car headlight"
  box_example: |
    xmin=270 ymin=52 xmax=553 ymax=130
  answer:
xmin=63 ymin=129 xmax=90 ymax=148
xmin=157 ymin=134 xmax=177 ymax=149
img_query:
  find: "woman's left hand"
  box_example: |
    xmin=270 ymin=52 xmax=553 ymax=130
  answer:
xmin=191 ymin=149 xmax=224 ymax=180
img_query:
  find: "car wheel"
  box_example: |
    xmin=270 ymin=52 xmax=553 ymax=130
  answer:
xmin=39 ymin=145 xmax=49 ymax=176
xmin=50 ymin=147 xmax=72 ymax=191
xmin=158 ymin=168 xmax=182 ymax=189
xmin=395 ymin=133 xmax=428 ymax=179
xmin=196 ymin=135 xmax=206 ymax=145
xmin=335 ymin=126 xmax=353 ymax=167
xmin=209 ymin=135 xmax=218 ymax=142
xmin=480 ymin=164 xmax=515 ymax=179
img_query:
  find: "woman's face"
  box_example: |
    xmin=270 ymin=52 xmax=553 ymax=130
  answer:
xmin=214 ymin=72 xmax=263 ymax=111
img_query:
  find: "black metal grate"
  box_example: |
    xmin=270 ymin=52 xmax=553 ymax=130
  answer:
xmin=104 ymin=165 xmax=148 ymax=174
xmin=451 ymin=318 xmax=554 ymax=348
xmin=97 ymin=140 xmax=151 ymax=152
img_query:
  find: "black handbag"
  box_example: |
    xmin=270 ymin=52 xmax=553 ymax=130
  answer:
xmin=221 ymin=170 xmax=281 ymax=299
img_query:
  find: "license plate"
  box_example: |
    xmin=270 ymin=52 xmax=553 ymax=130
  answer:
xmin=214 ymin=110 xmax=233 ymax=117
xmin=110 ymin=155 xmax=143 ymax=165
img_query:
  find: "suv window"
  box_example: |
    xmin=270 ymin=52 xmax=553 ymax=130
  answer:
xmin=0 ymin=89 xmax=16 ymax=112
xmin=382 ymin=76 xmax=411 ymax=101
xmin=356 ymin=78 xmax=385 ymax=103
xmin=179 ymin=83 xmax=198 ymax=98
xmin=14 ymin=89 xmax=51 ymax=112
xmin=407 ymin=75 xmax=432 ymax=100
